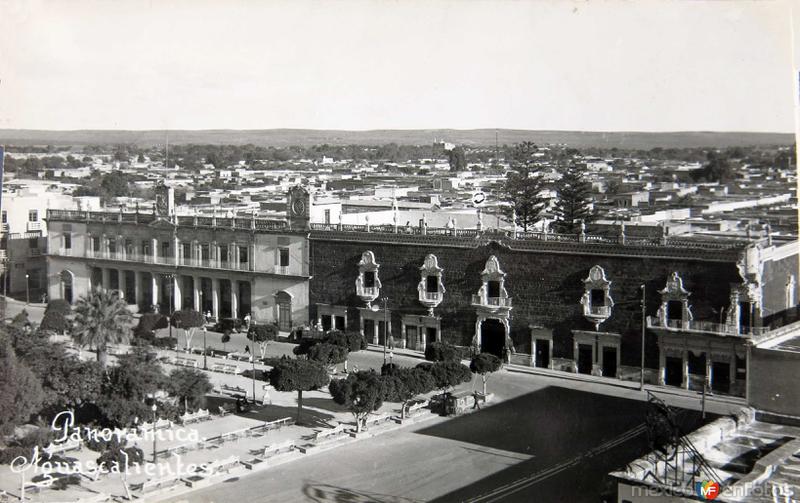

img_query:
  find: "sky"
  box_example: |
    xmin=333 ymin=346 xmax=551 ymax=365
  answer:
xmin=0 ymin=0 xmax=797 ymax=132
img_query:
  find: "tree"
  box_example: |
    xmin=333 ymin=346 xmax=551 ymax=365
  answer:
xmin=133 ymin=313 xmax=168 ymax=342
xmin=0 ymin=331 xmax=45 ymax=434
xmin=268 ymin=358 xmax=329 ymax=424
xmin=391 ymin=367 xmax=435 ymax=419
xmin=40 ymin=310 xmax=70 ymax=335
xmin=551 ymin=164 xmax=594 ymax=234
xmin=447 ymin=146 xmax=467 ymax=171
xmin=692 ymin=151 xmax=736 ymax=183
xmin=248 ymin=323 xmax=279 ymax=359
xmin=427 ymin=361 xmax=472 ymax=392
xmin=221 ymin=332 xmax=231 ymax=352
xmin=99 ymin=171 xmax=132 ymax=199
xmin=470 ymin=353 xmax=502 ymax=395
xmin=72 ymin=288 xmax=133 ymax=368
xmin=307 ymin=343 xmax=349 ymax=368
xmin=170 ymin=309 xmax=205 ymax=350
xmin=98 ymin=348 xmax=167 ymax=427
xmin=424 ymin=341 xmax=459 ymax=362
xmin=45 ymin=299 xmax=72 ymax=316
xmin=168 ymin=367 xmax=212 ymax=413
xmin=329 ymin=371 xmax=384 ymax=432
xmin=500 ymin=167 xmax=548 ymax=232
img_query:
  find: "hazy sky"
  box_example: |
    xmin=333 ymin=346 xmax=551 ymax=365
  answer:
xmin=0 ymin=0 xmax=796 ymax=132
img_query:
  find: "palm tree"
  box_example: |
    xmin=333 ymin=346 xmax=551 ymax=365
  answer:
xmin=72 ymin=287 xmax=133 ymax=368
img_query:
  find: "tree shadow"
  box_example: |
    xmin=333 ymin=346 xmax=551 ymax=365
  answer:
xmin=301 ymin=397 xmax=350 ymax=413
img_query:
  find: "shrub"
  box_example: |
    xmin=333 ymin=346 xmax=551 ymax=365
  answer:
xmin=151 ymin=336 xmax=177 ymax=349
xmin=424 ymin=341 xmax=459 ymax=362
xmin=427 ymin=361 xmax=472 ymax=391
xmin=134 ymin=313 xmax=168 ymax=339
xmin=97 ymin=445 xmax=144 ymax=470
xmin=40 ymin=311 xmax=70 ymax=334
xmin=325 ymin=331 xmax=366 ymax=352
xmin=381 ymin=362 xmax=398 ymax=376
xmin=45 ymin=299 xmax=72 ymax=316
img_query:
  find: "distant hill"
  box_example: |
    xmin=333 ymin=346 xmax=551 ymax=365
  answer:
xmin=0 ymin=128 xmax=793 ymax=149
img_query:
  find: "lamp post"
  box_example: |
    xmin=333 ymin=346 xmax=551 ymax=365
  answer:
xmin=25 ymin=273 xmax=30 ymax=305
xmin=151 ymin=402 xmax=157 ymax=463
xmin=202 ymin=326 xmax=208 ymax=370
xmin=250 ymin=330 xmax=257 ymax=405
xmin=640 ymin=284 xmax=646 ymax=391
xmin=382 ymin=297 xmax=389 ymax=365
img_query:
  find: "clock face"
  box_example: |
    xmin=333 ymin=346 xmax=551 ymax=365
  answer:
xmin=292 ymin=198 xmax=306 ymax=216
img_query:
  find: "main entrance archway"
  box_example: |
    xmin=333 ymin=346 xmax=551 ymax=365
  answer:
xmin=60 ymin=270 xmax=74 ymax=304
xmin=480 ymin=318 xmax=506 ymax=357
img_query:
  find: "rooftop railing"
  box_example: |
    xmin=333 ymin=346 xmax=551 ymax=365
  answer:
xmin=646 ymin=315 xmax=772 ymax=337
xmin=47 ymin=209 xmax=758 ymax=252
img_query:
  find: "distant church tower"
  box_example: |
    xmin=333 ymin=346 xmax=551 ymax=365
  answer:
xmin=154 ymin=180 xmax=175 ymax=218
xmin=287 ymin=186 xmax=310 ymax=230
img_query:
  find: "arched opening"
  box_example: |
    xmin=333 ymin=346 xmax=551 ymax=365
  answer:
xmin=275 ymin=291 xmax=292 ymax=331
xmin=480 ymin=318 xmax=505 ymax=357
xmin=60 ymin=270 xmax=74 ymax=304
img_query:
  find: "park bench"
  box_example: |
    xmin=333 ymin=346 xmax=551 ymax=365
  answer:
xmin=249 ymin=439 xmax=295 ymax=459
xmin=406 ymin=399 xmax=429 ymax=416
xmin=196 ymin=455 xmax=240 ymax=477
xmin=211 ymin=363 xmax=240 ymax=374
xmin=363 ymin=413 xmax=392 ymax=429
xmin=173 ymin=356 xmax=198 ymax=368
xmin=219 ymin=384 xmax=247 ymax=397
xmin=218 ymin=404 xmax=234 ymax=416
xmin=132 ymin=474 xmax=183 ymax=494
xmin=226 ymin=352 xmax=252 ymax=362
xmin=140 ymin=418 xmax=173 ymax=432
xmin=179 ymin=408 xmax=210 ymax=425
xmin=312 ymin=423 xmax=349 ymax=443
xmin=43 ymin=438 xmax=81 ymax=456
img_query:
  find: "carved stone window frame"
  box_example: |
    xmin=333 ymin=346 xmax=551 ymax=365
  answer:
xmin=355 ymin=250 xmax=381 ymax=306
xmin=580 ymin=265 xmax=614 ymax=330
xmin=418 ymin=254 xmax=445 ymax=315
xmin=477 ymin=255 xmax=508 ymax=301
xmin=656 ymin=271 xmax=693 ymax=327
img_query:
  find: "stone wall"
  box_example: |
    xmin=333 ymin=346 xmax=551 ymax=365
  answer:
xmin=309 ymin=237 xmax=742 ymax=367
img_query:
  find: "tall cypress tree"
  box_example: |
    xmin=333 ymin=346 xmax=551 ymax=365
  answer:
xmin=500 ymin=142 xmax=548 ymax=231
xmin=552 ymin=164 xmax=594 ymax=234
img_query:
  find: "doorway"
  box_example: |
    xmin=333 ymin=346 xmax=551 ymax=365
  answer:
xmin=712 ymin=361 xmax=731 ymax=394
xmin=577 ymin=344 xmax=593 ymax=374
xmin=535 ymin=339 xmax=550 ymax=368
xmin=480 ymin=318 xmax=505 ymax=357
xmin=602 ymin=346 xmax=617 ymax=377
xmin=665 ymin=356 xmax=683 ymax=386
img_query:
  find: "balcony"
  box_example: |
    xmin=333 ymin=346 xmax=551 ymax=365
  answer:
xmin=471 ymin=294 xmax=512 ymax=310
xmin=356 ymin=284 xmax=380 ymax=305
xmin=49 ymin=248 xmax=272 ymax=273
xmin=587 ymin=305 xmax=612 ymax=317
xmin=645 ymin=315 xmax=769 ymax=337
xmin=27 ymin=221 xmax=42 ymax=232
xmin=418 ymin=289 xmax=443 ymax=315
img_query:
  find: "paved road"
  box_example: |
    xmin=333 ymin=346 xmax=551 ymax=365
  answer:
xmin=165 ymin=365 xmax=736 ymax=503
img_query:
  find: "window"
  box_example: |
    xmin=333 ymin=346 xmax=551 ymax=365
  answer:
xmin=125 ymin=239 xmax=133 ymax=254
xmin=201 ymin=244 xmax=210 ymax=260
xmin=63 ymin=233 xmax=72 ymax=250
xmin=426 ymin=275 xmax=438 ymax=293
xmin=182 ymin=243 xmax=191 ymax=259
xmin=220 ymin=247 xmax=228 ymax=262
xmin=161 ymin=241 xmax=170 ymax=257
xmin=364 ymin=271 xmax=376 ymax=288
xmin=28 ymin=210 xmax=38 ymax=222
xmin=1 ymin=211 xmax=6 ymax=223
xmin=108 ymin=238 xmax=116 ymax=254
xmin=590 ymin=289 xmax=605 ymax=307
xmin=28 ymin=237 xmax=38 ymax=249
xmin=487 ymin=280 xmax=500 ymax=298
xmin=324 ymin=209 xmax=331 ymax=224
xmin=279 ymin=248 xmax=289 ymax=267
xmin=239 ymin=246 xmax=248 ymax=263
xmin=92 ymin=236 xmax=100 ymax=252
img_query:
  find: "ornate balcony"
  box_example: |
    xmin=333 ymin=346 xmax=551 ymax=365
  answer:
xmin=471 ymin=294 xmax=512 ymax=310
xmin=646 ymin=315 xmax=768 ymax=337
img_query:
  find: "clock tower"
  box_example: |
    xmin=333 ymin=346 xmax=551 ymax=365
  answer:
xmin=287 ymin=185 xmax=310 ymax=230
xmin=154 ymin=180 xmax=174 ymax=218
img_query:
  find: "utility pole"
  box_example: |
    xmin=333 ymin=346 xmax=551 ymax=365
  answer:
xmin=640 ymin=284 xmax=646 ymax=391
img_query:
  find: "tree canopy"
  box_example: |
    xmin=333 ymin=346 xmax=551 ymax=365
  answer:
xmin=269 ymin=358 xmax=329 ymax=423
xmin=329 ymin=370 xmax=384 ymax=432
xmin=551 ymin=164 xmax=594 ymax=234
xmin=168 ymin=367 xmax=213 ymax=413
xmin=424 ymin=341 xmax=459 ymax=362
xmin=72 ymin=288 xmax=133 ymax=367
xmin=248 ymin=323 xmax=280 ymax=359
xmin=470 ymin=353 xmax=503 ymax=395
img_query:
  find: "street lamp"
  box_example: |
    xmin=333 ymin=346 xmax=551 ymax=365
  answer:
xmin=25 ymin=273 xmax=30 ymax=305
xmin=202 ymin=326 xmax=208 ymax=370
xmin=145 ymin=394 xmax=157 ymax=463
xmin=640 ymin=284 xmax=646 ymax=391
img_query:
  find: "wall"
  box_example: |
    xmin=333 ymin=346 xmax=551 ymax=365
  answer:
xmin=309 ymin=236 xmax=742 ymax=367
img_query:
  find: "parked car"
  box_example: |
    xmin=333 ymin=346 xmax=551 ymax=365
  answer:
xmin=212 ymin=318 xmax=243 ymax=334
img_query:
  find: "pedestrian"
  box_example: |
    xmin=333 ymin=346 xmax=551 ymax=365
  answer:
xmin=244 ymin=312 xmax=251 ymax=329
xmin=262 ymin=388 xmax=271 ymax=405
xmin=244 ymin=345 xmax=250 ymax=354
xmin=472 ymin=391 xmax=482 ymax=410
xmin=344 ymin=360 xmax=348 ymax=373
